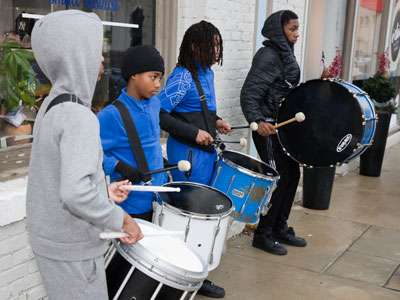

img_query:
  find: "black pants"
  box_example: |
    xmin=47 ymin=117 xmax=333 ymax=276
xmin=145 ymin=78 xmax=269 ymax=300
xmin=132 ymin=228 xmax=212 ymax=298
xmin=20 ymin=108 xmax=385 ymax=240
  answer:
xmin=252 ymin=132 xmax=300 ymax=233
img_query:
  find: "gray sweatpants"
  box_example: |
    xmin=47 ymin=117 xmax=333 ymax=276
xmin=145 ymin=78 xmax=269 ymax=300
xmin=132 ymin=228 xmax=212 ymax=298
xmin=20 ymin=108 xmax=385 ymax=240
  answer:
xmin=35 ymin=254 xmax=108 ymax=300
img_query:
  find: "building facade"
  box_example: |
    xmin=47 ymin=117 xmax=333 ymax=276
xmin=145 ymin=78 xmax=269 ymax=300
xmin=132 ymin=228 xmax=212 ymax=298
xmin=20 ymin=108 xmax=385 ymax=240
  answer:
xmin=0 ymin=1 xmax=399 ymax=299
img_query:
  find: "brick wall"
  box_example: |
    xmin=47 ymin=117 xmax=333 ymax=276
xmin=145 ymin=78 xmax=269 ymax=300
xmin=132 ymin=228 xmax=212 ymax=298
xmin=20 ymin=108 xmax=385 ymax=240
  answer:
xmin=0 ymin=219 xmax=46 ymax=300
xmin=177 ymin=0 xmax=257 ymax=151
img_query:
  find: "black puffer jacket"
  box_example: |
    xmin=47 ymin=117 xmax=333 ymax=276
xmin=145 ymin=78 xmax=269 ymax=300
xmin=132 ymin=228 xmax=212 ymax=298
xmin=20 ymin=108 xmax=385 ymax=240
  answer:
xmin=240 ymin=11 xmax=300 ymax=123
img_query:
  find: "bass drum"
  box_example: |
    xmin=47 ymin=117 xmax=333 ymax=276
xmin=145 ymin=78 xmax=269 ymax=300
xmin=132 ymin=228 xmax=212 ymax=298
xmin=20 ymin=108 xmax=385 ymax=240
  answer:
xmin=277 ymin=79 xmax=377 ymax=167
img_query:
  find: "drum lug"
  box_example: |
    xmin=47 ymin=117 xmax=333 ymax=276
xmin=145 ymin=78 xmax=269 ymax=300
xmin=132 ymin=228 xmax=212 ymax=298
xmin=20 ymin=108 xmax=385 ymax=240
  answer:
xmin=336 ymin=162 xmax=342 ymax=167
xmin=226 ymin=172 xmax=237 ymax=194
xmin=211 ymin=166 xmax=222 ymax=187
xmin=158 ymin=205 xmax=165 ymax=226
xmin=261 ymin=202 xmax=272 ymax=216
xmin=184 ymin=216 xmax=192 ymax=242
xmin=240 ymin=182 xmax=255 ymax=214
xmin=256 ymin=187 xmax=271 ymax=216
xmin=208 ymin=217 xmax=222 ymax=266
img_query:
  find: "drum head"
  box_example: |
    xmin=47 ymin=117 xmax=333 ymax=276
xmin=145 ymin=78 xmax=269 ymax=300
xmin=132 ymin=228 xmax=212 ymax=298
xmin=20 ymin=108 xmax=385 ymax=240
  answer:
xmin=277 ymin=79 xmax=364 ymax=167
xmin=158 ymin=182 xmax=233 ymax=216
xmin=221 ymin=150 xmax=279 ymax=179
xmin=114 ymin=219 xmax=208 ymax=291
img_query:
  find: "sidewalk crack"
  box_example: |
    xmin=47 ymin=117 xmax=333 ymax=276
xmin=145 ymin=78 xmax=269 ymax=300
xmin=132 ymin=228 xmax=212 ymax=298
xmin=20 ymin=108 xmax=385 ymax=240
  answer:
xmin=320 ymin=224 xmax=371 ymax=274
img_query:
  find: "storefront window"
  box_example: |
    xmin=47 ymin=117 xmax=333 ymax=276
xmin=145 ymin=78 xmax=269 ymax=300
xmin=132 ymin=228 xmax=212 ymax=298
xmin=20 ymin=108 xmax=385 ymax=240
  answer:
xmin=352 ymin=0 xmax=384 ymax=81
xmin=0 ymin=0 xmax=155 ymax=152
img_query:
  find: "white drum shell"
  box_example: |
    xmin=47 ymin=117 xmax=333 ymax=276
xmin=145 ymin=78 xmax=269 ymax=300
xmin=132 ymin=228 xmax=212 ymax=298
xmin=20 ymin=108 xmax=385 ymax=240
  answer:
xmin=153 ymin=202 xmax=231 ymax=271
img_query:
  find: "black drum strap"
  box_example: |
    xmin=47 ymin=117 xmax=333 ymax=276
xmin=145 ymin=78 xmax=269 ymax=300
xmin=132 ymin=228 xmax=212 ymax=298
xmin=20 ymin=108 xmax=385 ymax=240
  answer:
xmin=193 ymin=78 xmax=212 ymax=134
xmin=45 ymin=94 xmax=85 ymax=115
xmin=113 ymin=100 xmax=150 ymax=174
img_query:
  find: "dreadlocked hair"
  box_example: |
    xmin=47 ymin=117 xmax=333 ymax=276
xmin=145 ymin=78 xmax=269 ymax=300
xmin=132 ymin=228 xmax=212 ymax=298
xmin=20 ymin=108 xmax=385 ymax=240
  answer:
xmin=177 ymin=20 xmax=223 ymax=81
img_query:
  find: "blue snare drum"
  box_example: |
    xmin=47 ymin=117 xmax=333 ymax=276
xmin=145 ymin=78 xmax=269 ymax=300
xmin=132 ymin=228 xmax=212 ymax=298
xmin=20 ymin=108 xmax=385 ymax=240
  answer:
xmin=277 ymin=79 xmax=377 ymax=167
xmin=210 ymin=150 xmax=280 ymax=224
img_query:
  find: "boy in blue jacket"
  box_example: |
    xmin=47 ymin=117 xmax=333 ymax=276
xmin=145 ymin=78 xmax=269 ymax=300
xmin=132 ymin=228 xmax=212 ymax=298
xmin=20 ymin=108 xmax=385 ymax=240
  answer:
xmin=98 ymin=45 xmax=166 ymax=221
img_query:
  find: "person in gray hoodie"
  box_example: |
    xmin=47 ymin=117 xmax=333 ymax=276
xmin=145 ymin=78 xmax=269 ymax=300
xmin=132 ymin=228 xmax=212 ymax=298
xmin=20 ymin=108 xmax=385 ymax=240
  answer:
xmin=26 ymin=10 xmax=142 ymax=300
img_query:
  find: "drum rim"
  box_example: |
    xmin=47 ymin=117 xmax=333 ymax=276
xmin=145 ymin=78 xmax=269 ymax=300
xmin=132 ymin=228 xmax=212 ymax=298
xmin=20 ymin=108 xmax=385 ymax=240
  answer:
xmin=112 ymin=219 xmax=208 ymax=291
xmin=277 ymin=78 xmax=377 ymax=168
xmin=159 ymin=181 xmax=235 ymax=219
xmin=218 ymin=150 xmax=280 ymax=181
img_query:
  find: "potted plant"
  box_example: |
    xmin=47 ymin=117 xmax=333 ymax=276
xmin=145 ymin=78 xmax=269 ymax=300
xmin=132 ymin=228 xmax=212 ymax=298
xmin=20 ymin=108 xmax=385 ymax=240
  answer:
xmin=0 ymin=36 xmax=37 ymax=147
xmin=302 ymin=47 xmax=344 ymax=210
xmin=359 ymin=50 xmax=397 ymax=177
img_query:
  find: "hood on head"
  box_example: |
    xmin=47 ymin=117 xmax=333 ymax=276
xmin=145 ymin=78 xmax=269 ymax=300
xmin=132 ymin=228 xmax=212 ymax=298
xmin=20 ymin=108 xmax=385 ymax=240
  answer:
xmin=31 ymin=10 xmax=103 ymax=106
xmin=261 ymin=10 xmax=293 ymax=53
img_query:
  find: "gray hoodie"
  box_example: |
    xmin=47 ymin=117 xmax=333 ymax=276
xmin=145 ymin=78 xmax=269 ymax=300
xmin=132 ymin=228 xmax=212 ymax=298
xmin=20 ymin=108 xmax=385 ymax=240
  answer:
xmin=26 ymin=10 xmax=124 ymax=261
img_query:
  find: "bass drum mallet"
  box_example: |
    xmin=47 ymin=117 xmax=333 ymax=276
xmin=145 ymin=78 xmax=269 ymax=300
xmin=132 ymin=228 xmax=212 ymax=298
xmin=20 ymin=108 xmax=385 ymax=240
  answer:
xmin=144 ymin=160 xmax=191 ymax=176
xmin=274 ymin=112 xmax=305 ymax=129
xmin=231 ymin=122 xmax=259 ymax=131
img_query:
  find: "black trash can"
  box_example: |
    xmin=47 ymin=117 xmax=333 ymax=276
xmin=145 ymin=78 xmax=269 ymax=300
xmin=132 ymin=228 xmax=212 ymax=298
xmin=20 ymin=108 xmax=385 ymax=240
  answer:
xmin=302 ymin=167 xmax=336 ymax=210
xmin=360 ymin=112 xmax=391 ymax=177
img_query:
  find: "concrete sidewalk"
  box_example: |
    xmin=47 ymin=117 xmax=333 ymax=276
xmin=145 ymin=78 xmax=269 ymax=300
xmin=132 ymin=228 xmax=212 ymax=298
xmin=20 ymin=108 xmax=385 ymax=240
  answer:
xmin=197 ymin=143 xmax=400 ymax=299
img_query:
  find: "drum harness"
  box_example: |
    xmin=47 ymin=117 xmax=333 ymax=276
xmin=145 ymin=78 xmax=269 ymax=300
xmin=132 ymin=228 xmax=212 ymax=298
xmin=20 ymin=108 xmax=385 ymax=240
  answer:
xmin=113 ymin=100 xmax=153 ymax=184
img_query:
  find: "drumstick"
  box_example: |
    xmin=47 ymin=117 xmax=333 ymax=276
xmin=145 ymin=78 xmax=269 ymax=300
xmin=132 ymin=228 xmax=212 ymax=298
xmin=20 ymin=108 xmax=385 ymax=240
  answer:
xmin=120 ymin=185 xmax=181 ymax=192
xmin=214 ymin=138 xmax=247 ymax=147
xmin=231 ymin=122 xmax=258 ymax=131
xmin=144 ymin=160 xmax=191 ymax=176
xmin=274 ymin=112 xmax=305 ymax=129
xmin=99 ymin=230 xmax=184 ymax=239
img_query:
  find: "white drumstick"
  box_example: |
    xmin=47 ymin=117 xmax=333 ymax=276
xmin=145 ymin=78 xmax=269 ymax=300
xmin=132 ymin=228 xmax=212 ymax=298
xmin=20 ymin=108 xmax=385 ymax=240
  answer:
xmin=99 ymin=230 xmax=184 ymax=239
xmin=121 ymin=185 xmax=181 ymax=192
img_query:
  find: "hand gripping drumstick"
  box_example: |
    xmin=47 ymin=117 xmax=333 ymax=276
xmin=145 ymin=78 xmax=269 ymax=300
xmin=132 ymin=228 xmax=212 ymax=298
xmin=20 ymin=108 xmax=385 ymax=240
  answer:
xmin=121 ymin=185 xmax=181 ymax=192
xmin=99 ymin=230 xmax=184 ymax=239
xmin=144 ymin=160 xmax=191 ymax=176
xmin=231 ymin=122 xmax=259 ymax=131
xmin=274 ymin=112 xmax=305 ymax=129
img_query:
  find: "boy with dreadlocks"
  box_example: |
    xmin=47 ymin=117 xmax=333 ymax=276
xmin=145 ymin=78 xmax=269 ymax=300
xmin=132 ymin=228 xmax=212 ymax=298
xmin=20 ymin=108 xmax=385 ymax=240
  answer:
xmin=159 ymin=20 xmax=231 ymax=185
xmin=158 ymin=20 xmax=230 ymax=299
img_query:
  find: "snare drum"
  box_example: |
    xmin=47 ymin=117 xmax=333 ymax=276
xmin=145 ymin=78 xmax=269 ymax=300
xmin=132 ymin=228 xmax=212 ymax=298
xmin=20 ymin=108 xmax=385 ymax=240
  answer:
xmin=154 ymin=182 xmax=234 ymax=271
xmin=105 ymin=219 xmax=208 ymax=300
xmin=277 ymin=79 xmax=377 ymax=167
xmin=210 ymin=150 xmax=280 ymax=224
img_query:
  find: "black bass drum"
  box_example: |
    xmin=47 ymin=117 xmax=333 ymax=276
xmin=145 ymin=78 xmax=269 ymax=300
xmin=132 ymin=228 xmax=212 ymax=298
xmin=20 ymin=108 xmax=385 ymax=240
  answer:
xmin=277 ymin=79 xmax=377 ymax=167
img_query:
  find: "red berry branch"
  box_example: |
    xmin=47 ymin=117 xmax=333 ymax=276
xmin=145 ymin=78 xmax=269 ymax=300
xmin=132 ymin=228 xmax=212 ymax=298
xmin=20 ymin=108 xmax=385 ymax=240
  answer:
xmin=377 ymin=48 xmax=390 ymax=76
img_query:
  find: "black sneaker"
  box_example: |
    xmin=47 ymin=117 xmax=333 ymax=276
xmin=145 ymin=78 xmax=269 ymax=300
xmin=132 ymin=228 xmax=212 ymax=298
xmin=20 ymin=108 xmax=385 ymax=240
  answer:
xmin=273 ymin=226 xmax=307 ymax=247
xmin=252 ymin=232 xmax=287 ymax=255
xmin=197 ymin=279 xmax=225 ymax=298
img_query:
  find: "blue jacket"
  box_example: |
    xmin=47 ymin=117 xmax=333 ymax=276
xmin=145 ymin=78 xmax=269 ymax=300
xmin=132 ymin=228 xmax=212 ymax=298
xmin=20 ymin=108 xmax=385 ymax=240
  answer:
xmin=158 ymin=66 xmax=218 ymax=152
xmin=98 ymin=88 xmax=166 ymax=214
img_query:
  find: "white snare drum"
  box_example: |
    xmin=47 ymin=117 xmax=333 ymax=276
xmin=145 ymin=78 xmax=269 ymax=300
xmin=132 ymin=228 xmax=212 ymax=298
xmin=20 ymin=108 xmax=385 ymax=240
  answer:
xmin=105 ymin=219 xmax=208 ymax=300
xmin=153 ymin=182 xmax=234 ymax=271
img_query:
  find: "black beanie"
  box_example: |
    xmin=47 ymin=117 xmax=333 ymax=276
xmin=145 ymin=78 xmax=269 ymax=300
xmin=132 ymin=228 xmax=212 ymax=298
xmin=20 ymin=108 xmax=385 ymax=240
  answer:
xmin=121 ymin=45 xmax=165 ymax=81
